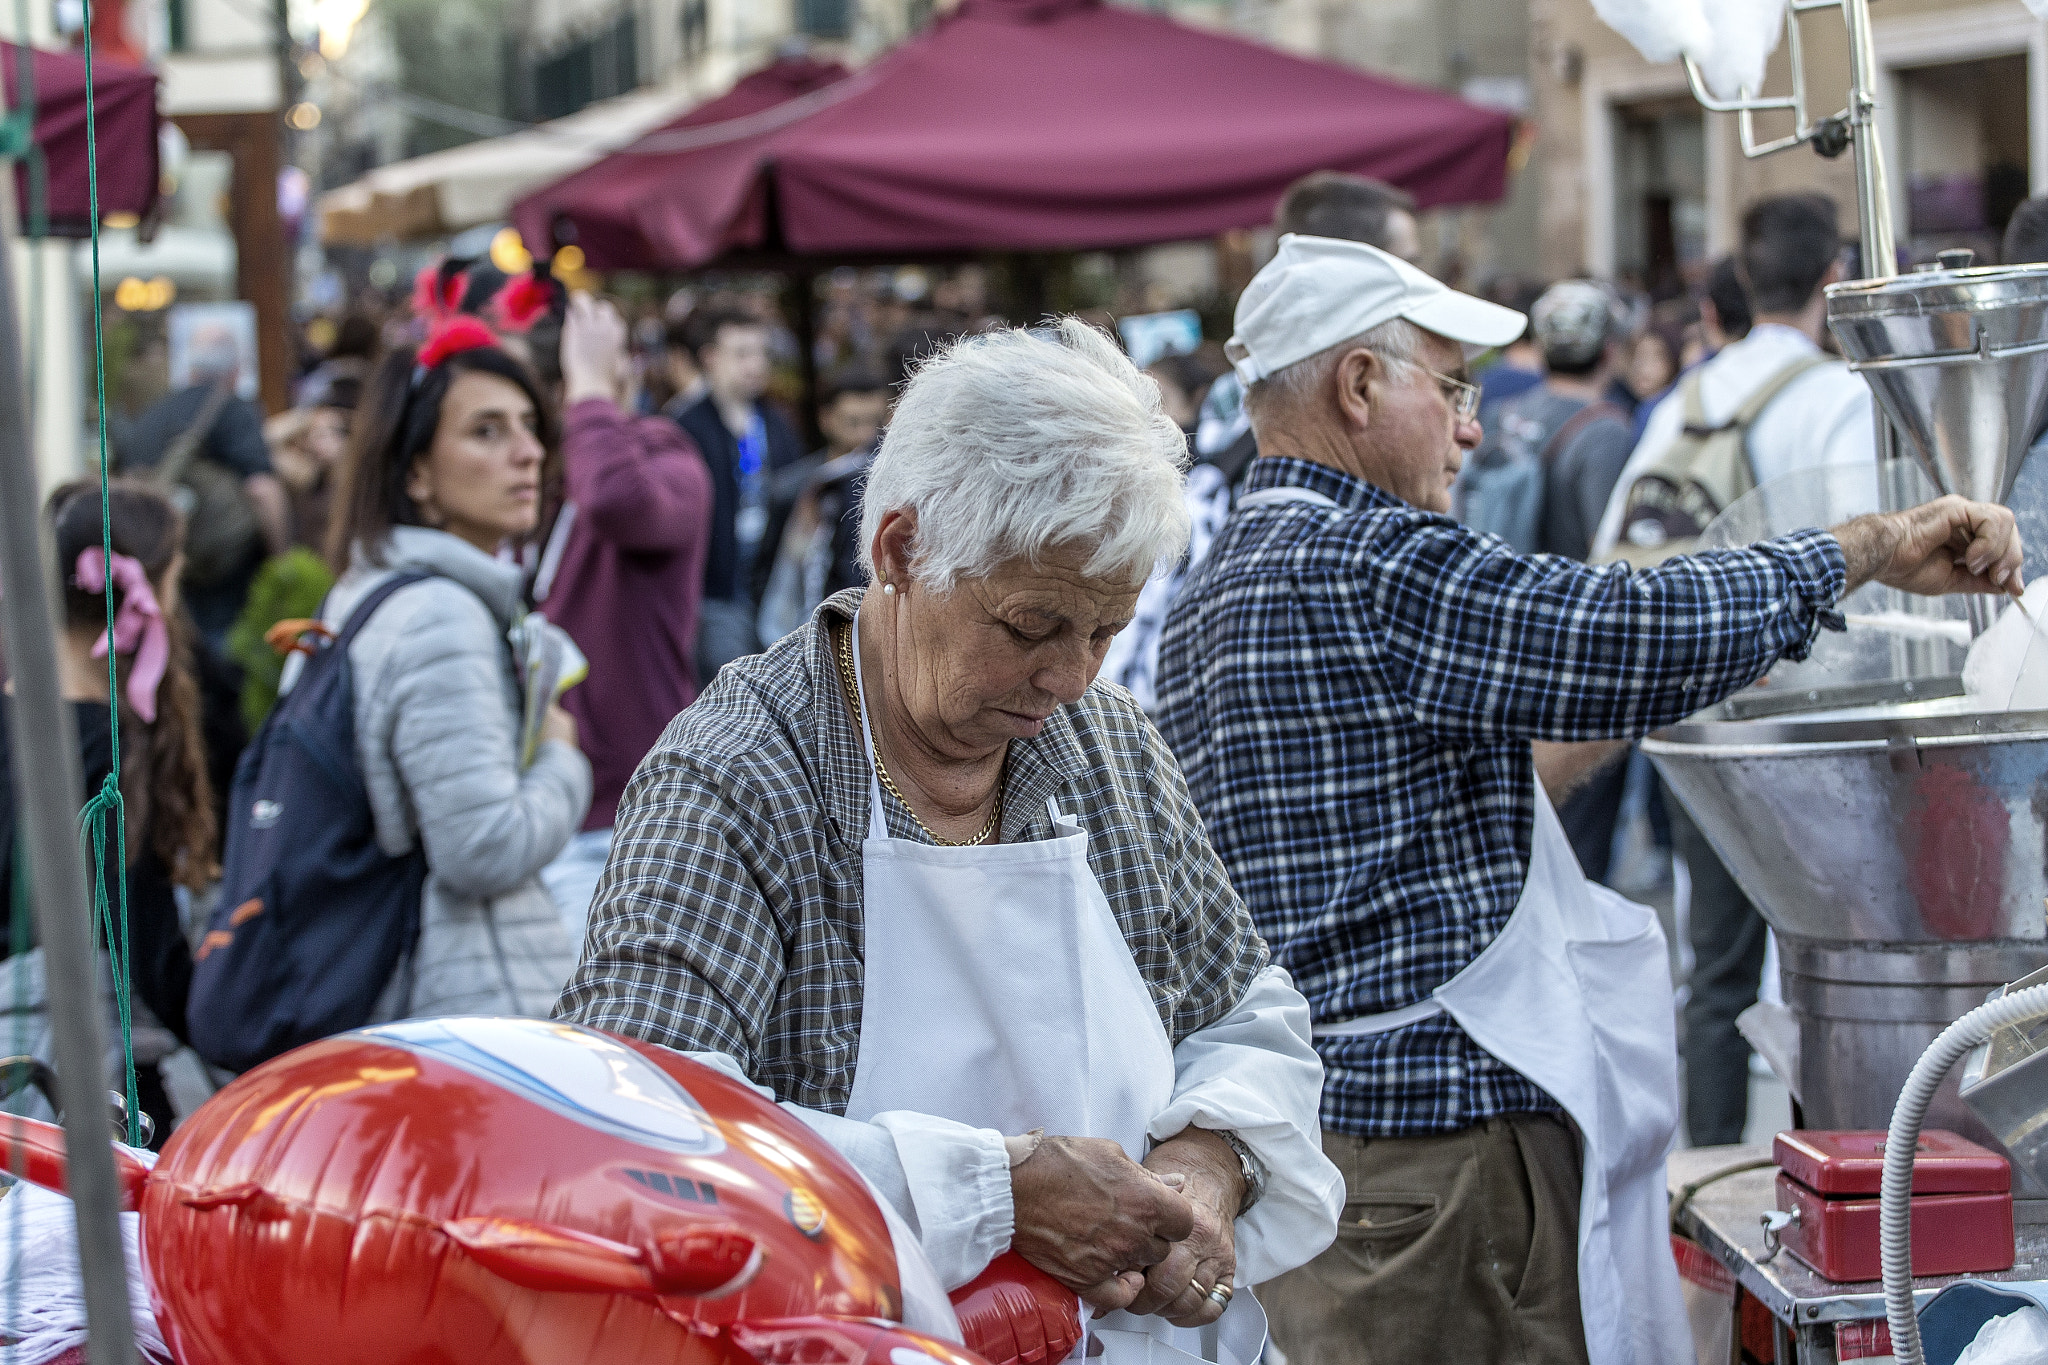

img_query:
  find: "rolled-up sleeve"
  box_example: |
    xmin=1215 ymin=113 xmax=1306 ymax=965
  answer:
xmin=1147 ymin=965 xmax=1342 ymax=1286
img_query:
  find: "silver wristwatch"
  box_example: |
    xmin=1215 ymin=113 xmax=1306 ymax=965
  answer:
xmin=1216 ymin=1129 xmax=1265 ymax=1216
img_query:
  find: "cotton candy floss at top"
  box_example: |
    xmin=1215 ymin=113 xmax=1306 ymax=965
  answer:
xmin=1589 ymin=0 xmax=1787 ymax=100
xmin=1962 ymin=579 xmax=2048 ymax=711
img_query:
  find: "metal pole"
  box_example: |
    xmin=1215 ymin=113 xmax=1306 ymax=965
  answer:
xmin=0 ymin=192 xmax=141 ymax=1365
xmin=1842 ymin=0 xmax=1896 ymax=282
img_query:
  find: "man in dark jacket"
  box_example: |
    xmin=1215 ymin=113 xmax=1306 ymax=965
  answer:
xmin=538 ymin=294 xmax=713 ymax=933
xmin=671 ymin=306 xmax=804 ymax=681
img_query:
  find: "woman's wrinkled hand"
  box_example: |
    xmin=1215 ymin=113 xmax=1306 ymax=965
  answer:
xmin=1125 ymin=1130 xmax=1244 ymax=1328
xmin=1011 ymin=1135 xmax=1194 ymax=1312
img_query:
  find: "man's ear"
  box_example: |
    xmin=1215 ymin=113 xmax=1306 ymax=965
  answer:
xmin=1333 ymin=347 xmax=1381 ymax=433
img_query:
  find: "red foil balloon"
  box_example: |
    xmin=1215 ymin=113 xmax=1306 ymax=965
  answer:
xmin=1 ymin=1018 xmax=1058 ymax=1365
xmin=949 ymin=1253 xmax=1083 ymax=1365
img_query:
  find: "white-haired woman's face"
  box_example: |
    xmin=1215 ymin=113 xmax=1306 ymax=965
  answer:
xmin=885 ymin=540 xmax=1140 ymax=755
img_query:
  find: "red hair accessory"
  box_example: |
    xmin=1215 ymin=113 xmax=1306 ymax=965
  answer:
xmin=417 ymin=315 xmax=498 ymax=370
xmin=490 ymin=271 xmax=555 ymax=334
xmin=411 ymin=262 xmax=468 ymax=324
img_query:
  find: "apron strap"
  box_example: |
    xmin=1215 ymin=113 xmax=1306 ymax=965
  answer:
xmin=1311 ymin=996 xmax=1445 ymax=1038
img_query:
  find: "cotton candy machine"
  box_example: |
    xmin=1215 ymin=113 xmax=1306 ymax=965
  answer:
xmin=1643 ymin=258 xmax=2048 ymax=1210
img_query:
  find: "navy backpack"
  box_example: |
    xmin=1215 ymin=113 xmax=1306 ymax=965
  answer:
xmin=189 ymin=573 xmax=429 ymax=1072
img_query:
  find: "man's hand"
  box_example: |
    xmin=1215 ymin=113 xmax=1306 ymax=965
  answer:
xmin=1835 ymin=496 xmax=2023 ymax=597
xmin=1011 ymin=1135 xmax=1194 ymax=1313
xmin=1123 ymin=1130 xmax=1244 ymax=1327
xmin=560 ymin=293 xmax=629 ymax=408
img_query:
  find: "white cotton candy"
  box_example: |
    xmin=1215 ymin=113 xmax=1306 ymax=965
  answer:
xmin=1955 ymin=1305 xmax=2048 ymax=1365
xmin=1963 ymin=580 xmax=2048 ymax=712
xmin=0 ymin=1154 xmax=169 ymax=1365
xmin=1589 ymin=0 xmax=1712 ymax=65
xmin=1695 ymin=0 xmax=1786 ymax=100
xmin=1588 ymin=0 xmax=1787 ymax=100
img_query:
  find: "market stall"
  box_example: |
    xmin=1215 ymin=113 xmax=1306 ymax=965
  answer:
xmin=1591 ymin=1 xmax=2048 ymax=1362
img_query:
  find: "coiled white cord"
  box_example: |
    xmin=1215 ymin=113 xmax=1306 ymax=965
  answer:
xmin=1883 ymin=982 xmax=2048 ymax=1365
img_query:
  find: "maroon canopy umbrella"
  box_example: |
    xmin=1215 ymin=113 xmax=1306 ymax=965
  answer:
xmin=517 ymin=54 xmax=853 ymax=270
xmin=516 ymin=0 xmax=1514 ymax=270
xmin=0 ymin=41 xmax=160 ymax=238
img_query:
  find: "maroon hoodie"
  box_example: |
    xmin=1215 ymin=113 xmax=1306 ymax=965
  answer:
xmin=542 ymin=399 xmax=713 ymax=830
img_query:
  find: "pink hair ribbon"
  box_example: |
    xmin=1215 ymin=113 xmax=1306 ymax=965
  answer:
xmin=72 ymin=547 xmax=169 ymax=723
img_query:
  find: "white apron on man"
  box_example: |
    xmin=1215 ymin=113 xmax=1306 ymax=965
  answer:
xmin=1248 ymin=483 xmax=1693 ymax=1365
xmin=842 ymin=613 xmax=1267 ymax=1365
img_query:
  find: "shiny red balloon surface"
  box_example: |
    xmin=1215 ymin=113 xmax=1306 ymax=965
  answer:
xmin=136 ymin=1017 xmax=924 ymax=1365
xmin=3 ymin=1018 xmax=1070 ymax=1365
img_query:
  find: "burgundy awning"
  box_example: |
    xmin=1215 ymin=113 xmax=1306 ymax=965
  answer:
xmin=515 ymin=0 xmax=1515 ymax=271
xmin=1 ymin=41 xmax=160 ymax=238
xmin=516 ymin=54 xmax=854 ymax=270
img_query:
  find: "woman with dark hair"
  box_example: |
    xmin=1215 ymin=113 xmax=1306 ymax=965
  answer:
xmin=1 ymin=480 xmax=216 ymax=1141
xmin=315 ymin=310 xmax=590 ymax=1019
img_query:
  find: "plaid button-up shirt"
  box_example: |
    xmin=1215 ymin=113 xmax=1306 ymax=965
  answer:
xmin=556 ymin=588 xmax=1270 ymax=1113
xmin=1156 ymin=456 xmax=1847 ymax=1138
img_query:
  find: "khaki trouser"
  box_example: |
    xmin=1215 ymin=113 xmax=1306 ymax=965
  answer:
xmin=1260 ymin=1115 xmax=1591 ymax=1365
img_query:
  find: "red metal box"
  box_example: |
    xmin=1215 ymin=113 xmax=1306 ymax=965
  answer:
xmin=1771 ymin=1130 xmax=2014 ymax=1284
xmin=1773 ymin=1129 xmax=2012 ymax=1196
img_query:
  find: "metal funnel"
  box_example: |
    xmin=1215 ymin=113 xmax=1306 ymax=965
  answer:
xmin=1645 ymin=685 xmax=2048 ymax=1195
xmin=1828 ymin=258 xmax=2048 ymax=506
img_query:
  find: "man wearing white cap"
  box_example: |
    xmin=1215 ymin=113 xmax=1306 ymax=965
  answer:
xmin=1154 ymin=235 xmax=2023 ymax=1365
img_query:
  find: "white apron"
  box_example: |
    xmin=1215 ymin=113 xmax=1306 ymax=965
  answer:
xmin=840 ymin=613 xmax=1267 ymax=1365
xmin=1246 ymin=483 xmax=1691 ymax=1365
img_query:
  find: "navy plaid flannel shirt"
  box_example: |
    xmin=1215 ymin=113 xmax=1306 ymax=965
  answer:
xmin=1156 ymin=456 xmax=1848 ymax=1138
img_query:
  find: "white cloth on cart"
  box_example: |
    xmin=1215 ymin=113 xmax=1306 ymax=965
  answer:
xmin=0 ymin=1148 xmax=168 ymax=1365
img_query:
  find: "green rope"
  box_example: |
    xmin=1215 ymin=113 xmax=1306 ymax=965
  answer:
xmin=73 ymin=0 xmax=142 ymax=1148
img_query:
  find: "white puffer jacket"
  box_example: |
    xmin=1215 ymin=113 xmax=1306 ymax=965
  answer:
xmin=320 ymin=526 xmax=592 ymax=1018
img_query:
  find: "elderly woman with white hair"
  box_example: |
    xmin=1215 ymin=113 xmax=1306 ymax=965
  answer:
xmin=558 ymin=321 xmax=1340 ymax=1364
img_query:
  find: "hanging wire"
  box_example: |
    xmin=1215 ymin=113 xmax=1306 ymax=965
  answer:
xmin=71 ymin=0 xmax=142 ymax=1148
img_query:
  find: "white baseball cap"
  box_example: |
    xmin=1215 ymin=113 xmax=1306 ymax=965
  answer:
xmin=1225 ymin=234 xmax=1528 ymax=385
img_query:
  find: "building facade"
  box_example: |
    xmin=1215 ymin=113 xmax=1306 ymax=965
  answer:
xmin=1161 ymin=0 xmax=1543 ymax=282
xmin=1530 ymin=0 xmax=2046 ymax=289
xmin=508 ymin=0 xmax=929 ymax=124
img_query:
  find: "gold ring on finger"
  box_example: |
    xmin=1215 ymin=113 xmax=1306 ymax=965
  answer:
xmin=1208 ymin=1285 xmax=1232 ymax=1305
xmin=1188 ymin=1280 xmax=1208 ymax=1299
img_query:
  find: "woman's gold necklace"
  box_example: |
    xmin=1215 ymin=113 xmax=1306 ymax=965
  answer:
xmin=835 ymin=621 xmax=1003 ymax=847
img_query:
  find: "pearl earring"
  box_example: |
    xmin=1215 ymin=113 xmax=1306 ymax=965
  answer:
xmin=882 ymin=581 xmax=897 ymax=597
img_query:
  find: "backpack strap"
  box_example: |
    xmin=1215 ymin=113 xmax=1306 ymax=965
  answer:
xmin=1730 ymin=351 xmax=1830 ymax=426
xmin=148 ymin=379 xmax=236 ymax=486
xmin=1679 ymin=369 xmax=1710 ymax=435
xmin=331 ymin=571 xmax=432 ymax=652
xmin=1540 ymin=399 xmax=1630 ymax=466
xmin=1680 ymin=352 xmax=1830 ymax=438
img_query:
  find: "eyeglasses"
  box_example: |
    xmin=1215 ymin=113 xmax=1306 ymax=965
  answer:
xmin=1398 ymin=360 xmax=1482 ymax=423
